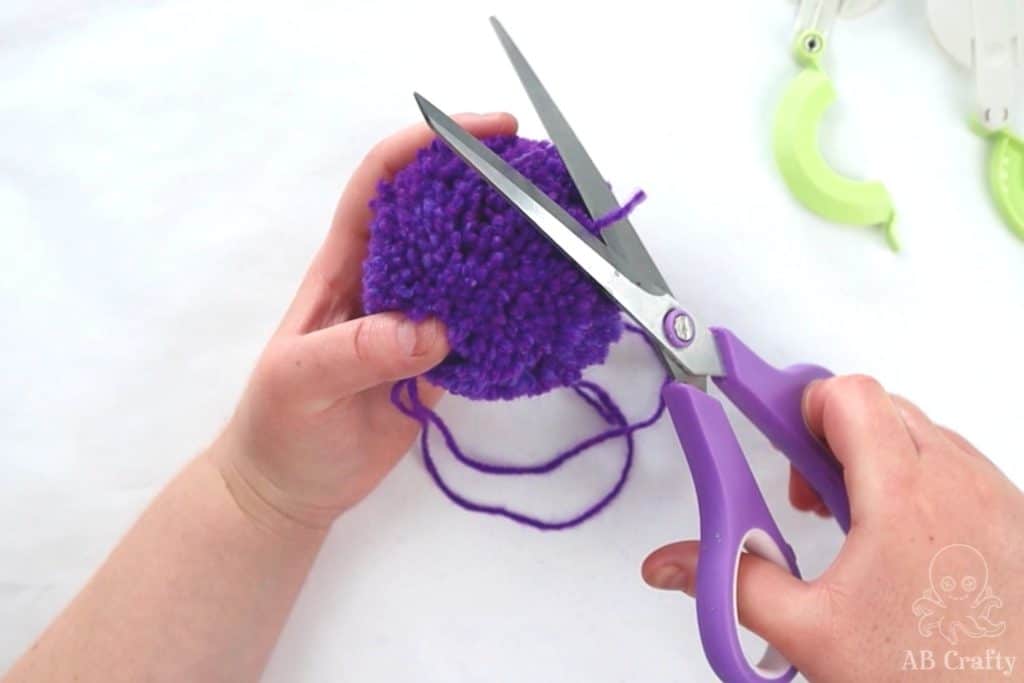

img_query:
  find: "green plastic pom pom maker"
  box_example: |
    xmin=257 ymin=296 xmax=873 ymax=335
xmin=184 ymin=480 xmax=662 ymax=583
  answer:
xmin=928 ymin=0 xmax=1024 ymax=242
xmin=774 ymin=0 xmax=899 ymax=251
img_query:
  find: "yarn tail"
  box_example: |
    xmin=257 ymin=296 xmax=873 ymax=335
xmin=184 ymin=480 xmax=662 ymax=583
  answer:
xmin=588 ymin=190 xmax=647 ymax=233
xmin=390 ymin=324 xmax=668 ymax=531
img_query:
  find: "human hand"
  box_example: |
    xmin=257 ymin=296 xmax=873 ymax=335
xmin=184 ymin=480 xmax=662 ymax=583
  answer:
xmin=643 ymin=375 xmax=1024 ymax=681
xmin=210 ymin=113 xmax=518 ymax=531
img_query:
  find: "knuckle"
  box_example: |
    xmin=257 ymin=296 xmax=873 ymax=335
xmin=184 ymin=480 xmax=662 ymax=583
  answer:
xmin=964 ymin=466 xmax=998 ymax=502
xmin=819 ymin=375 xmax=884 ymax=414
xmin=351 ymin=316 xmax=401 ymax=368
xmin=351 ymin=317 xmax=377 ymax=365
xmin=836 ymin=374 xmax=884 ymax=399
xmin=939 ymin=425 xmax=964 ymax=444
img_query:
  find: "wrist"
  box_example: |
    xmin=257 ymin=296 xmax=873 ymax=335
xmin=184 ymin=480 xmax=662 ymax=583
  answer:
xmin=204 ymin=427 xmax=337 ymax=539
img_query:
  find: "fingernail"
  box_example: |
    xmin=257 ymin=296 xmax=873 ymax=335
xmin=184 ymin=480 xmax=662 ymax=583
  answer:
xmin=397 ymin=318 xmax=441 ymax=357
xmin=650 ymin=564 xmax=689 ymax=592
xmin=414 ymin=319 xmax=441 ymax=356
xmin=802 ymin=379 xmax=823 ymax=417
xmin=396 ymin=318 xmax=419 ymax=356
xmin=804 ymin=378 xmax=823 ymax=398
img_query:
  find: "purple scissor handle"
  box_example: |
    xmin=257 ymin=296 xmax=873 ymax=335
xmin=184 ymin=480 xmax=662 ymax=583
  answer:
xmin=664 ymin=382 xmax=798 ymax=682
xmin=712 ymin=328 xmax=848 ymax=532
xmin=416 ymin=17 xmax=852 ymax=682
xmin=664 ymin=328 xmax=846 ymax=683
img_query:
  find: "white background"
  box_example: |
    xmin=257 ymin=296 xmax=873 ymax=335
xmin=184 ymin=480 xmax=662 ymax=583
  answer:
xmin=2 ymin=1 xmax=1022 ymax=681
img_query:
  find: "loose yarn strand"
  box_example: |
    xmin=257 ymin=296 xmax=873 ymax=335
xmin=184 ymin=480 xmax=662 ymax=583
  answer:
xmin=588 ymin=190 xmax=647 ymax=233
xmin=391 ymin=325 xmax=670 ymax=530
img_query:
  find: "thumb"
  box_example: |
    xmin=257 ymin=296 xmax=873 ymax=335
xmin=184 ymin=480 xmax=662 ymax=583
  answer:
xmin=642 ymin=540 xmax=816 ymax=656
xmin=292 ymin=312 xmax=449 ymax=401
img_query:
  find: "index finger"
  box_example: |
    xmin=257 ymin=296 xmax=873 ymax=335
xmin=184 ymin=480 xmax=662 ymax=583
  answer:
xmin=802 ymin=375 xmax=920 ymax=520
xmin=283 ymin=112 xmax=519 ymax=334
xmin=789 ymin=465 xmax=831 ymax=517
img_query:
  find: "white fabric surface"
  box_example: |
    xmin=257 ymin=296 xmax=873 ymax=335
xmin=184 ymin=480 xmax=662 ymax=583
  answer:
xmin=1 ymin=1 xmax=1022 ymax=681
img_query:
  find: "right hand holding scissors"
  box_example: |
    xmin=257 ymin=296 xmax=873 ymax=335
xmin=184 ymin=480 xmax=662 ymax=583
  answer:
xmin=644 ymin=375 xmax=1024 ymax=683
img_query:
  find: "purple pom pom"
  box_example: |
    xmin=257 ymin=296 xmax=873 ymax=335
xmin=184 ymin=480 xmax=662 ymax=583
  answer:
xmin=362 ymin=135 xmax=624 ymax=400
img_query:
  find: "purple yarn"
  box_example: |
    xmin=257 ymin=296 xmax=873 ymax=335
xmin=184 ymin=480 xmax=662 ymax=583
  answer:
xmin=391 ymin=326 xmax=669 ymax=531
xmin=362 ymin=135 xmax=666 ymax=529
xmin=363 ymin=135 xmax=633 ymax=401
xmin=590 ymin=190 xmax=647 ymax=232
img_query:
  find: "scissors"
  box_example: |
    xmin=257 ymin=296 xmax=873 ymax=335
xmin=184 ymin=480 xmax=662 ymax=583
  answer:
xmin=415 ymin=17 xmax=850 ymax=683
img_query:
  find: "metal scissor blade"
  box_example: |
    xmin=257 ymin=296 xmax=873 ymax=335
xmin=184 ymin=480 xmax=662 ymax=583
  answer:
xmin=415 ymin=93 xmax=725 ymax=380
xmin=490 ymin=16 xmax=670 ymax=296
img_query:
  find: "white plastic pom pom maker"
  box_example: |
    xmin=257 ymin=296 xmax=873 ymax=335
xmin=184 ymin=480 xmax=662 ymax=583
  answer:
xmin=929 ymin=0 xmax=1024 ymax=241
xmin=774 ymin=0 xmax=899 ymax=250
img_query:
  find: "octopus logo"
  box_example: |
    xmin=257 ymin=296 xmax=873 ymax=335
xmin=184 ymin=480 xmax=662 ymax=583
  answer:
xmin=912 ymin=544 xmax=1006 ymax=645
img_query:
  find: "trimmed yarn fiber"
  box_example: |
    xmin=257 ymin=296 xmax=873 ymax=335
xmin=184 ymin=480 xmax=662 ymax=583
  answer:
xmin=362 ymin=135 xmax=624 ymax=401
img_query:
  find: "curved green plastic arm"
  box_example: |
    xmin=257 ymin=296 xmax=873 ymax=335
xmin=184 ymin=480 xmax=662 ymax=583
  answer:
xmin=973 ymin=123 xmax=1024 ymax=241
xmin=773 ymin=31 xmax=899 ymax=251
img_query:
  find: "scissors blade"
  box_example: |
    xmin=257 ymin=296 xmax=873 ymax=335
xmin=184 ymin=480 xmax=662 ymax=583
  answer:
xmin=490 ymin=16 xmax=671 ymax=296
xmin=415 ymin=93 xmax=724 ymax=380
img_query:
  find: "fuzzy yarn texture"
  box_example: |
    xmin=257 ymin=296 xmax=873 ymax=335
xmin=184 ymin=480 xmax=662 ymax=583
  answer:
xmin=362 ymin=134 xmax=664 ymax=530
xmin=362 ymin=135 xmax=627 ymax=401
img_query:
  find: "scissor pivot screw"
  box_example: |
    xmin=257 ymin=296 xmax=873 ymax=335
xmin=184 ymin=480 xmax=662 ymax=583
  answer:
xmin=664 ymin=309 xmax=696 ymax=348
xmin=674 ymin=315 xmax=695 ymax=341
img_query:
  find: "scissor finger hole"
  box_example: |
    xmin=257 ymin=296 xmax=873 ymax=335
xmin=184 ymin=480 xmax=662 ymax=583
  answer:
xmin=734 ymin=529 xmax=794 ymax=679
